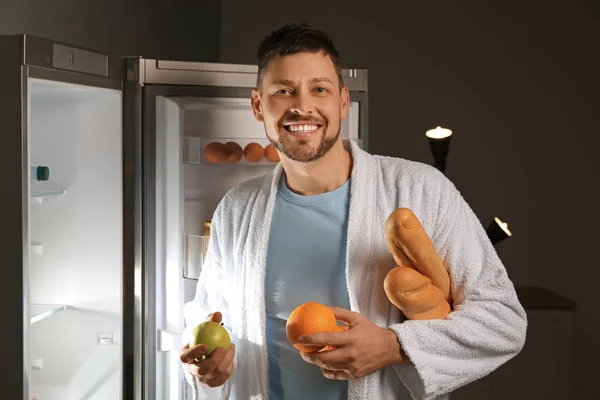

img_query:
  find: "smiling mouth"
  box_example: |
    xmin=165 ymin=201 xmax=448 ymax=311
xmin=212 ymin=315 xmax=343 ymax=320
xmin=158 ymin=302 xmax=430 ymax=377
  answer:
xmin=283 ymin=123 xmax=322 ymax=133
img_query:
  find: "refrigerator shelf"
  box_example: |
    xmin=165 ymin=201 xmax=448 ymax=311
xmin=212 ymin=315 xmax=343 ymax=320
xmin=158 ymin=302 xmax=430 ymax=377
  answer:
xmin=30 ymin=304 xmax=68 ymax=324
xmin=31 ymin=241 xmax=43 ymax=255
xmin=31 ymin=189 xmax=66 ymax=204
xmin=183 ymin=137 xmax=363 ymax=165
xmin=183 ymin=137 xmax=280 ymax=166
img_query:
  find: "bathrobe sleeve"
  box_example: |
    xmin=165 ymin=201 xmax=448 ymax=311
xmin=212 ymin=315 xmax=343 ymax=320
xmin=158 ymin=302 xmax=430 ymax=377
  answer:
xmin=182 ymin=204 xmax=231 ymax=400
xmin=389 ymin=178 xmax=528 ymax=400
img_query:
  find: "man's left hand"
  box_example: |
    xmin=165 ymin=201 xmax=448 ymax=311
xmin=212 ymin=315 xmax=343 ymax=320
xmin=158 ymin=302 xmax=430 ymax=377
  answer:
xmin=297 ymin=307 xmax=406 ymax=380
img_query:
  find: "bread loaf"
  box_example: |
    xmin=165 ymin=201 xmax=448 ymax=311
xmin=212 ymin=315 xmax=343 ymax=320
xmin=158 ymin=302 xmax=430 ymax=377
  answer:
xmin=383 ymin=265 xmax=451 ymax=320
xmin=384 ymin=208 xmax=452 ymax=319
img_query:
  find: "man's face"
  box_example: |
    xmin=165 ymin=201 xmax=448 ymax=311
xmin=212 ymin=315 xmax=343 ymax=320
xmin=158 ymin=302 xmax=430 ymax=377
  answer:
xmin=251 ymin=51 xmax=350 ymax=163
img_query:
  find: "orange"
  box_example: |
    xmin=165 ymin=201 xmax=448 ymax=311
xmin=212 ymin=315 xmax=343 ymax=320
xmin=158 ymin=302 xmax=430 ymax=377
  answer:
xmin=286 ymin=302 xmax=339 ymax=353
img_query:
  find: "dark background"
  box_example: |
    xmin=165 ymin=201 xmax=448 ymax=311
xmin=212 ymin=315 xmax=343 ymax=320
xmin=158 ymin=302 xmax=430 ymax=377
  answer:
xmin=2 ymin=0 xmax=598 ymax=398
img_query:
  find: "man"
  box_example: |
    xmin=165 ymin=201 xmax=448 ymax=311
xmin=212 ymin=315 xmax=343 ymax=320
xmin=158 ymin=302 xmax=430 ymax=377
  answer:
xmin=180 ymin=23 xmax=527 ymax=400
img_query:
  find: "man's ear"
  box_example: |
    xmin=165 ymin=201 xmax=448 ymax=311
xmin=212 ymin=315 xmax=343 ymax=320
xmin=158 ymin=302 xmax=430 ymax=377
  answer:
xmin=340 ymin=86 xmax=350 ymax=120
xmin=251 ymin=89 xmax=264 ymax=122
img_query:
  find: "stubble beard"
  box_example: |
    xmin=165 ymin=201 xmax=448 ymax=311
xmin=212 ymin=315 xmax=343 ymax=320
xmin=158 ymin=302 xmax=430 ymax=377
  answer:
xmin=267 ymin=119 xmax=341 ymax=163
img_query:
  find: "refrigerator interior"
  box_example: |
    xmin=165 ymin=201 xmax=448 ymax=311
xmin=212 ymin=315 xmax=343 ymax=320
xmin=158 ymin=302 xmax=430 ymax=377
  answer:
xmin=28 ymin=78 xmax=123 ymax=400
xmin=153 ymin=94 xmax=361 ymax=399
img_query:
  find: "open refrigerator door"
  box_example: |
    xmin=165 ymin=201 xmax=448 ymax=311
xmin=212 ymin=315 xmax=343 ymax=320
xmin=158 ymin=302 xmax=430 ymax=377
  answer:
xmin=0 ymin=35 xmax=131 ymax=400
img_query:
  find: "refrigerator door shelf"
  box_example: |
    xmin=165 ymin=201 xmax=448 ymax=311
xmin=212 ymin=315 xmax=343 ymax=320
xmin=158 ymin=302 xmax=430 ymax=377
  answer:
xmin=158 ymin=329 xmax=183 ymax=352
xmin=183 ymin=233 xmax=206 ymax=280
xmin=183 ymin=136 xmax=280 ymax=166
xmin=29 ymin=304 xmax=68 ymax=324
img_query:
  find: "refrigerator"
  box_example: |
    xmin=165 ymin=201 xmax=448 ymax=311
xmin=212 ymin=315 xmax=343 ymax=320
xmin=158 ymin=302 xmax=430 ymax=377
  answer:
xmin=1 ymin=34 xmax=368 ymax=400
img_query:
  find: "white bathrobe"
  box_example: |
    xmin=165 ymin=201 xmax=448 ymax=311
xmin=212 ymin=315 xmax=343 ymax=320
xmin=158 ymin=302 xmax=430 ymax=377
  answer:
xmin=183 ymin=140 xmax=527 ymax=400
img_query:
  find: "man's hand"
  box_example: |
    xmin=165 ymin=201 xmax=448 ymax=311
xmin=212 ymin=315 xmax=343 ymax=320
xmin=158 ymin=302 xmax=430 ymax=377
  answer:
xmin=180 ymin=311 xmax=236 ymax=388
xmin=298 ymin=307 xmax=408 ymax=380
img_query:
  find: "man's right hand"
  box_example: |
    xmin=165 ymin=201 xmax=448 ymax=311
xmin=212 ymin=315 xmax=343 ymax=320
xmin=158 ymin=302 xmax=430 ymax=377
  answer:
xmin=180 ymin=311 xmax=236 ymax=388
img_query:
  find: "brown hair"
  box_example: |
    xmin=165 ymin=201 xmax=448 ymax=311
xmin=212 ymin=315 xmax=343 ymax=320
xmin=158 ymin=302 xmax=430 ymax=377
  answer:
xmin=256 ymin=23 xmax=344 ymax=90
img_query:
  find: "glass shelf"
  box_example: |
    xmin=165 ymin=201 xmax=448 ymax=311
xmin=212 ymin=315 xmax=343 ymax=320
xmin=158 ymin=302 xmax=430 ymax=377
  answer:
xmin=30 ymin=304 xmax=68 ymax=324
xmin=31 ymin=189 xmax=66 ymax=204
xmin=31 ymin=189 xmax=66 ymax=198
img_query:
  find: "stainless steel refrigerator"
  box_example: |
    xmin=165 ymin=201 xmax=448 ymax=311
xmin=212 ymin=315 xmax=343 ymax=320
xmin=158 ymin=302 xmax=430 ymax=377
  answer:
xmin=1 ymin=34 xmax=368 ymax=400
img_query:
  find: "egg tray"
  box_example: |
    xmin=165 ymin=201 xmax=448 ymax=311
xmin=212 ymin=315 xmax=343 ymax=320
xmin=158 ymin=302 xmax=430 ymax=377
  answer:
xmin=183 ymin=137 xmax=280 ymax=165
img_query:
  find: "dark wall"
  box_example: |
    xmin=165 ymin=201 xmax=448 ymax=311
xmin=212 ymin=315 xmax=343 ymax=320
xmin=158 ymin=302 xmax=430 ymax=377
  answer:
xmin=0 ymin=0 xmax=222 ymax=60
xmin=219 ymin=1 xmax=599 ymax=398
xmin=2 ymin=0 xmax=598 ymax=397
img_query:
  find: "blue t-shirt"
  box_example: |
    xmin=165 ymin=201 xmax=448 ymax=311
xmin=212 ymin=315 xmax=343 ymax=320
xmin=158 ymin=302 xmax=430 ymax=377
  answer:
xmin=265 ymin=173 xmax=352 ymax=400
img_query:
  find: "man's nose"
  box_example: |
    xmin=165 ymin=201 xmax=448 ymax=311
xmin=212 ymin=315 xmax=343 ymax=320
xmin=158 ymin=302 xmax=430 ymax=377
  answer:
xmin=290 ymin=91 xmax=314 ymax=115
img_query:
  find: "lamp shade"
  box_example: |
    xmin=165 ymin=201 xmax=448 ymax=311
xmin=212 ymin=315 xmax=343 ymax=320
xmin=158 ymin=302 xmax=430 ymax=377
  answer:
xmin=425 ymin=126 xmax=452 ymax=173
xmin=486 ymin=217 xmax=512 ymax=246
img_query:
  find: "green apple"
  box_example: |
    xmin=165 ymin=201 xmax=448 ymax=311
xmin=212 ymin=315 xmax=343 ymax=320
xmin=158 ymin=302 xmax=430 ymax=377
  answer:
xmin=190 ymin=321 xmax=231 ymax=361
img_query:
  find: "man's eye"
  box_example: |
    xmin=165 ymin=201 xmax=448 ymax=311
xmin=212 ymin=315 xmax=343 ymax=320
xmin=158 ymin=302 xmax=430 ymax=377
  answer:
xmin=315 ymin=87 xmax=328 ymax=93
xmin=275 ymin=89 xmax=292 ymax=95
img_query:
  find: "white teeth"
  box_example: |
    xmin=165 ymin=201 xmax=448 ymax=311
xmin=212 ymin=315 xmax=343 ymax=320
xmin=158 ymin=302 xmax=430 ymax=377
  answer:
xmin=288 ymin=124 xmax=318 ymax=133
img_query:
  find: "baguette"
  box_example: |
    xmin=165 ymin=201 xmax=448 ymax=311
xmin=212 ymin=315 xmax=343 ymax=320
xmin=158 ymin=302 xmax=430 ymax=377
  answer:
xmin=384 ymin=208 xmax=452 ymax=320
